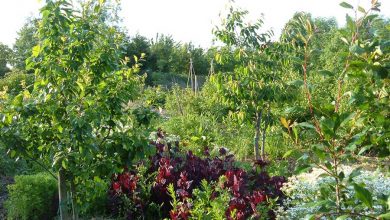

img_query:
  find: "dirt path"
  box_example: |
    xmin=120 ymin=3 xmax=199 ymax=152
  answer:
xmin=0 ymin=176 xmax=13 ymax=219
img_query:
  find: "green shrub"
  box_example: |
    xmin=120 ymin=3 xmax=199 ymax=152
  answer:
xmin=5 ymin=172 xmax=58 ymax=220
xmin=143 ymin=86 xmax=167 ymax=108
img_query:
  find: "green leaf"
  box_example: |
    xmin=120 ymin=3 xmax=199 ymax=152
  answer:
xmin=93 ymin=176 xmax=102 ymax=182
xmin=298 ymin=122 xmax=316 ymax=130
xmin=9 ymin=150 xmax=16 ymax=158
xmin=358 ymin=6 xmax=366 ymax=13
xmin=353 ymin=183 xmax=373 ymax=208
xmin=62 ymin=160 xmax=67 ymax=169
xmin=377 ymin=212 xmax=390 ymax=219
xmin=317 ymin=70 xmax=334 ymax=77
xmin=348 ymin=167 xmax=362 ymax=182
xmin=283 ymin=149 xmax=295 ymax=159
xmin=320 ymin=118 xmax=335 ymax=139
xmin=57 ymin=125 xmax=63 ymax=133
xmin=12 ymin=94 xmax=24 ymax=107
xmin=336 ymin=215 xmax=349 ymax=220
xmin=288 ymin=80 xmax=304 ymax=87
xmin=340 ymin=2 xmax=354 ymax=9
xmin=295 ymin=164 xmax=311 ymax=174
xmin=350 ymin=44 xmax=365 ymax=55
xmin=358 ymin=145 xmax=372 ymax=155
xmin=32 ymin=45 xmax=41 ymax=57
xmin=303 ymin=214 xmax=316 ymax=220
xmin=340 ymin=37 xmax=349 ymax=45
xmin=313 ymin=144 xmax=326 ymax=160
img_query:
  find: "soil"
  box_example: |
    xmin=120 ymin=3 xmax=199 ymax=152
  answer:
xmin=0 ymin=176 xmax=14 ymax=219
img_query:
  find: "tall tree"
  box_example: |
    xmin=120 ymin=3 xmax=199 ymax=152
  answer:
xmin=0 ymin=42 xmax=12 ymax=77
xmin=12 ymin=18 xmax=39 ymax=71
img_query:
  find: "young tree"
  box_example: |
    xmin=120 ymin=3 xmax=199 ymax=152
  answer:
xmin=282 ymin=1 xmax=388 ymax=217
xmin=212 ymin=5 xmax=285 ymax=160
xmin=0 ymin=0 xmax=148 ymax=218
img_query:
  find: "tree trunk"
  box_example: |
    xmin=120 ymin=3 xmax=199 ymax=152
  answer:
xmin=58 ymin=169 xmax=70 ymax=220
xmin=254 ymin=110 xmax=262 ymax=160
xmin=261 ymin=105 xmax=271 ymax=160
xmin=71 ymin=181 xmax=78 ymax=220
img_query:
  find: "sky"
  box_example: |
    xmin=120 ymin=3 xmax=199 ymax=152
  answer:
xmin=0 ymin=0 xmax=389 ymax=48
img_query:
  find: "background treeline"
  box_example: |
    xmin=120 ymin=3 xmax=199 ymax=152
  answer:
xmin=1 ymin=18 xmax=235 ymax=88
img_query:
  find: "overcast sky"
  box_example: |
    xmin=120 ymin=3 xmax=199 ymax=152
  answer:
xmin=0 ymin=0 xmax=389 ymax=48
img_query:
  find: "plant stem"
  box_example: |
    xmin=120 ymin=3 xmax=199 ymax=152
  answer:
xmin=302 ymin=40 xmax=323 ymax=139
xmin=254 ymin=110 xmax=262 ymax=160
xmin=334 ymin=155 xmax=341 ymax=213
xmin=261 ymin=104 xmax=270 ymax=160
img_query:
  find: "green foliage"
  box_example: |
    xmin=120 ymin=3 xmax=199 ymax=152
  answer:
xmin=12 ymin=18 xmax=39 ymax=71
xmin=0 ymin=1 xmax=152 ymax=218
xmin=0 ymin=70 xmax=34 ymax=96
xmin=5 ymin=173 xmax=58 ymax=220
xmin=0 ymin=147 xmax=28 ymax=176
xmin=190 ymin=178 xmax=231 ymax=220
xmin=148 ymin=35 xmax=210 ymax=76
xmin=143 ymin=86 xmax=167 ymax=108
xmin=0 ymin=42 xmax=12 ymax=77
xmin=281 ymin=1 xmax=389 ymax=218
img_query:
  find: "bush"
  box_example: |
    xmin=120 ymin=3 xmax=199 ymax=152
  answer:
xmin=5 ymin=172 xmax=58 ymax=220
xmin=107 ymin=129 xmax=286 ymax=219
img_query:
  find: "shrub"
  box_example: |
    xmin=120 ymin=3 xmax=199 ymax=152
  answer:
xmin=276 ymin=166 xmax=390 ymax=219
xmin=5 ymin=172 xmax=58 ymax=220
xmin=107 ymin=129 xmax=286 ymax=219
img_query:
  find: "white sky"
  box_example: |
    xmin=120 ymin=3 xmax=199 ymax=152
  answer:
xmin=0 ymin=0 xmax=389 ymax=48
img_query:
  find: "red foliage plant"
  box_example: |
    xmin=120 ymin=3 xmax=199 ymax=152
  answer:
xmin=108 ymin=130 xmax=285 ymax=220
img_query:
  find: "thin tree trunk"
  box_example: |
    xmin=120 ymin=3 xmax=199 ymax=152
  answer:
xmin=58 ymin=169 xmax=70 ymax=220
xmin=261 ymin=105 xmax=270 ymax=160
xmin=254 ymin=110 xmax=262 ymax=160
xmin=71 ymin=181 xmax=79 ymax=220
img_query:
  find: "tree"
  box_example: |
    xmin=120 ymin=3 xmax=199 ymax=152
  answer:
xmin=282 ymin=1 xmax=388 ymax=217
xmin=0 ymin=42 xmax=12 ymax=77
xmin=12 ymin=18 xmax=39 ymax=71
xmin=124 ymin=34 xmax=151 ymax=71
xmin=0 ymin=0 xmax=148 ymax=218
xmin=211 ymin=5 xmax=285 ymax=160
